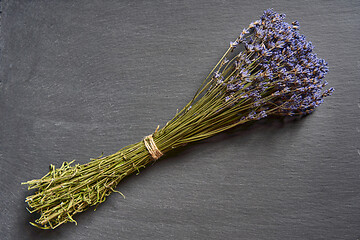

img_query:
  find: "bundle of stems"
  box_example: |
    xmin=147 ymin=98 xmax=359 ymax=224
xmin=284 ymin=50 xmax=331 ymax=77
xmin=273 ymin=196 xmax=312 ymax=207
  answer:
xmin=23 ymin=9 xmax=333 ymax=229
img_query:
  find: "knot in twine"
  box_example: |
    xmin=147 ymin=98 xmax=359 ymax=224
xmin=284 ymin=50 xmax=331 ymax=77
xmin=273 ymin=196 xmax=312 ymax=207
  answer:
xmin=143 ymin=126 xmax=163 ymax=160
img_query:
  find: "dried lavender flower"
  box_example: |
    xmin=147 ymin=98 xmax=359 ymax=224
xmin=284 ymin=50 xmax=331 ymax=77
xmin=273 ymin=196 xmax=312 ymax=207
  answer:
xmin=22 ymin=9 xmax=333 ymax=229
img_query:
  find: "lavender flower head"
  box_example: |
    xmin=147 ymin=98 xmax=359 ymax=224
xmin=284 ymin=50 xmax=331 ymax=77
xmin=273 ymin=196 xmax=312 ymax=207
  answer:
xmin=213 ymin=9 xmax=334 ymax=119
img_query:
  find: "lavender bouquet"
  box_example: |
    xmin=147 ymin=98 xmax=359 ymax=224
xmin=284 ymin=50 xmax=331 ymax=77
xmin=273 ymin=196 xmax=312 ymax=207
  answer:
xmin=23 ymin=9 xmax=334 ymax=229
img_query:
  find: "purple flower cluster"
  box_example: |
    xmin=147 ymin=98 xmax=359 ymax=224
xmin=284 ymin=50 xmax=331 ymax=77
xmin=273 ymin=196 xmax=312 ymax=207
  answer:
xmin=220 ymin=9 xmax=333 ymax=118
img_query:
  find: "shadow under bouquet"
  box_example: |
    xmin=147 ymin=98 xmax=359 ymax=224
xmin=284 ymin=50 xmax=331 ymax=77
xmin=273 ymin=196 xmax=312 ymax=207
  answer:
xmin=23 ymin=9 xmax=334 ymax=229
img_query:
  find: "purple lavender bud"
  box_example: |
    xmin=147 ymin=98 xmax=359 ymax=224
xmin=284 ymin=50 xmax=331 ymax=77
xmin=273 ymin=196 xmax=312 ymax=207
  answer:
xmin=249 ymin=20 xmax=261 ymax=29
xmin=230 ymin=41 xmax=238 ymax=48
xmin=253 ymin=101 xmax=261 ymax=107
xmin=272 ymin=91 xmax=281 ymax=96
xmin=322 ymin=87 xmax=334 ymax=97
xmin=227 ymin=84 xmax=237 ymax=91
xmin=245 ymin=43 xmax=255 ymax=52
xmin=267 ymin=41 xmax=276 ymax=49
xmin=261 ymin=49 xmax=272 ymax=57
xmin=241 ymin=28 xmax=250 ymax=35
xmin=214 ymin=72 xmax=221 ymax=79
xmin=282 ymin=87 xmax=290 ymax=93
xmin=225 ymin=96 xmax=232 ymax=102
xmin=255 ymin=28 xmax=265 ymax=39
xmin=292 ymin=20 xmax=300 ymax=30
xmin=247 ymin=111 xmax=257 ymax=120
xmin=257 ymin=111 xmax=267 ymax=119
xmin=244 ymin=58 xmax=252 ymax=65
xmin=254 ymin=44 xmax=262 ymax=52
xmin=275 ymin=41 xmax=286 ymax=48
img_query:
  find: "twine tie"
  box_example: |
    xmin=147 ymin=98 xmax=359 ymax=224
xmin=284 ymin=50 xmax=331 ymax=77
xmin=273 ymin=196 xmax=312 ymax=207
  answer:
xmin=143 ymin=126 xmax=163 ymax=160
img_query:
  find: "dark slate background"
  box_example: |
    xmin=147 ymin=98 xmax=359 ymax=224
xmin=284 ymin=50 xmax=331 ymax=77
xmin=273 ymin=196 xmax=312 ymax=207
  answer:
xmin=0 ymin=0 xmax=359 ymax=239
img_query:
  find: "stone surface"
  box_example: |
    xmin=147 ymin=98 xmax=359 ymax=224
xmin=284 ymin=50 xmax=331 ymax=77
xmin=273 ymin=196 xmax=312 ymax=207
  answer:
xmin=0 ymin=1 xmax=359 ymax=239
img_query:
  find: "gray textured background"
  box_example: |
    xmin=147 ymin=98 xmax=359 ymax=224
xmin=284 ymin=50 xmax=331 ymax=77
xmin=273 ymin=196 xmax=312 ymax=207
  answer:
xmin=0 ymin=0 xmax=359 ymax=239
